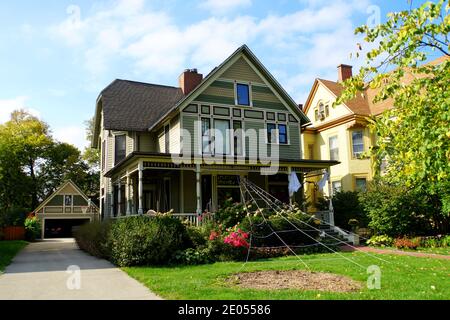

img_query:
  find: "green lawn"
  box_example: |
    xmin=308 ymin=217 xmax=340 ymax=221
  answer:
xmin=374 ymin=246 xmax=450 ymax=256
xmin=0 ymin=241 xmax=27 ymax=272
xmin=415 ymin=247 xmax=449 ymax=255
xmin=124 ymin=252 xmax=450 ymax=300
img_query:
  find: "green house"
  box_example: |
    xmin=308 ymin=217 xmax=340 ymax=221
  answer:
xmin=91 ymin=45 xmax=338 ymax=222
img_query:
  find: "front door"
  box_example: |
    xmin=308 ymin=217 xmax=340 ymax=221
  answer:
xmin=143 ymin=191 xmax=154 ymax=213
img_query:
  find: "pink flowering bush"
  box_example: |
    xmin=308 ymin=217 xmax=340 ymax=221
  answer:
xmin=223 ymin=227 xmax=249 ymax=249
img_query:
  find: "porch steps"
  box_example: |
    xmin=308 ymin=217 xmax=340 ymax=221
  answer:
xmin=318 ymin=225 xmax=353 ymax=246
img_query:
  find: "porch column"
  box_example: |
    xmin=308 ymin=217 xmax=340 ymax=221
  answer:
xmin=138 ymin=161 xmax=144 ymax=215
xmin=287 ymin=166 xmax=293 ymax=206
xmin=118 ymin=179 xmax=122 ymax=216
xmin=326 ymin=168 xmax=335 ymax=226
xmin=110 ymin=182 xmax=115 ymax=218
xmin=195 ymin=164 xmax=201 ymax=226
xmin=126 ymin=172 xmax=131 ymax=216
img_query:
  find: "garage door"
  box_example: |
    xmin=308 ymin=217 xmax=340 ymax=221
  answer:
xmin=44 ymin=219 xmax=90 ymax=239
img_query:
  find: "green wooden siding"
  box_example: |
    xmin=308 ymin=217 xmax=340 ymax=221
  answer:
xmin=202 ymin=85 xmax=234 ymax=99
xmin=211 ymin=80 xmax=234 ymax=89
xmin=220 ymin=57 xmax=263 ymax=83
xmin=253 ymin=100 xmax=287 ymax=111
xmin=280 ymin=125 xmax=301 ymax=159
xmin=195 ymin=94 xmax=235 ymax=105
xmin=252 ymin=85 xmax=272 ymax=94
xmin=182 ymin=115 xmax=199 ymax=155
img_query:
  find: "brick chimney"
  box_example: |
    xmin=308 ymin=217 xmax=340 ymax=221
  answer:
xmin=337 ymin=64 xmax=353 ymax=82
xmin=179 ymin=69 xmax=203 ymax=95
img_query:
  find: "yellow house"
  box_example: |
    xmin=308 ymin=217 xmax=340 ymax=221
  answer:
xmin=301 ymin=56 xmax=448 ymax=203
xmin=301 ymin=65 xmax=384 ymax=202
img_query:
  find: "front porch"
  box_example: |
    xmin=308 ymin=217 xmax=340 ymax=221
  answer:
xmin=103 ymin=153 xmax=339 ymax=225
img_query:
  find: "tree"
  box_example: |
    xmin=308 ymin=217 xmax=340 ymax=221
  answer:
xmin=0 ymin=110 xmax=53 ymax=209
xmin=0 ymin=110 xmax=101 ymax=216
xmin=337 ymin=0 xmax=450 ymax=232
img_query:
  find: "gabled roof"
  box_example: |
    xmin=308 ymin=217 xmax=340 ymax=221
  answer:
xmin=34 ymin=180 xmax=98 ymax=213
xmin=92 ymin=45 xmax=311 ymax=147
xmin=150 ymin=44 xmax=310 ymax=130
xmin=303 ymin=55 xmax=449 ymax=118
xmin=101 ymin=80 xmax=185 ymax=132
xmin=303 ymin=78 xmax=371 ymax=116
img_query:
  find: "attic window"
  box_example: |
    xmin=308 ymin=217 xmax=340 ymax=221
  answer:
xmin=236 ymin=83 xmax=250 ymax=106
xmin=315 ymin=102 xmax=329 ymax=121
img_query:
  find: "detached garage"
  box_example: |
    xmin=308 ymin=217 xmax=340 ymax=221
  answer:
xmin=34 ymin=180 xmax=99 ymax=239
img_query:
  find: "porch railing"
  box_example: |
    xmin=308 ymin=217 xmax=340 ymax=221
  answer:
xmin=111 ymin=212 xmax=214 ymax=226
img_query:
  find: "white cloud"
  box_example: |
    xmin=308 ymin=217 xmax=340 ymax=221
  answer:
xmin=0 ymin=97 xmax=41 ymax=123
xmin=200 ymin=0 xmax=252 ymax=14
xmin=53 ymin=125 xmax=88 ymax=151
xmin=49 ymin=0 xmax=373 ymax=101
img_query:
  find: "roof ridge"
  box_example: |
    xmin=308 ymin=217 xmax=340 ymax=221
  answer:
xmin=116 ymin=79 xmax=181 ymax=90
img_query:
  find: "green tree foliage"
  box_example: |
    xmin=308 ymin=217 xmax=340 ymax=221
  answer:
xmin=360 ymin=180 xmax=436 ymax=237
xmin=318 ymin=191 xmax=368 ymax=229
xmin=338 ymin=0 xmax=450 ymax=230
xmin=0 ymin=110 xmax=100 ymax=219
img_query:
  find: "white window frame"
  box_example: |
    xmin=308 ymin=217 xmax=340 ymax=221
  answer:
xmin=234 ymin=82 xmax=253 ymax=107
xmin=329 ymin=135 xmax=339 ymax=161
xmin=351 ymin=130 xmax=364 ymax=158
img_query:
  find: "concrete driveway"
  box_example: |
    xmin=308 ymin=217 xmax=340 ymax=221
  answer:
xmin=0 ymin=239 xmax=161 ymax=300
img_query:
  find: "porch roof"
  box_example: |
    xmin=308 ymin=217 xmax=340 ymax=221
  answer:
xmin=105 ymin=151 xmax=339 ymax=178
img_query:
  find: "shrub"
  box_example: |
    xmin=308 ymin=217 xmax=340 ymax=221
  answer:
xmin=359 ymin=181 xmax=433 ymax=237
xmin=394 ymin=237 xmax=420 ymax=250
xmin=0 ymin=207 xmax=28 ymax=227
xmin=24 ymin=214 xmax=41 ymax=241
xmin=366 ymin=235 xmax=394 ymax=247
xmin=318 ymin=191 xmax=368 ymax=229
xmin=108 ymin=215 xmax=191 ymax=267
xmin=240 ymin=207 xmax=320 ymax=248
xmin=186 ymin=225 xmax=208 ymax=248
xmin=419 ymin=235 xmax=450 ymax=248
xmin=170 ymin=248 xmax=213 ymax=265
xmin=74 ymin=220 xmax=111 ymax=259
xmin=214 ymin=199 xmax=250 ymax=229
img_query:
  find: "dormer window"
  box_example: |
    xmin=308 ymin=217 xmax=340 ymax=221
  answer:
xmin=314 ymin=102 xmax=329 ymax=121
xmin=236 ymin=83 xmax=250 ymax=106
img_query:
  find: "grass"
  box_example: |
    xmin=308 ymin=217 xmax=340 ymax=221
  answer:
xmin=0 ymin=241 xmax=27 ymax=272
xmin=414 ymin=247 xmax=449 ymax=255
xmin=124 ymin=252 xmax=450 ymax=300
xmin=373 ymin=246 xmax=450 ymax=255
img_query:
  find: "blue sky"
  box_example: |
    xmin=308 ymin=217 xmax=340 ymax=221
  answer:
xmin=0 ymin=0 xmax=417 ymax=150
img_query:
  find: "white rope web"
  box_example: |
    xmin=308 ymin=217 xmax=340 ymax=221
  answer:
xmin=237 ymin=177 xmax=390 ymax=270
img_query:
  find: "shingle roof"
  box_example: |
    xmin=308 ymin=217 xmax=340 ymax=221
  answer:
xmin=317 ymin=79 xmax=371 ymax=116
xmin=101 ymin=80 xmax=185 ymax=131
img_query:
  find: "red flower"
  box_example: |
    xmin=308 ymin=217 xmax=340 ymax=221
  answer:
xmin=209 ymin=231 xmax=219 ymax=241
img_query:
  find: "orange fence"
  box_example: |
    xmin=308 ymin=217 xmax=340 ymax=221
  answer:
xmin=1 ymin=226 xmax=26 ymax=240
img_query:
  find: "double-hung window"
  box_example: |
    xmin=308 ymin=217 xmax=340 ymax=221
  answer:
xmin=267 ymin=123 xmax=277 ymax=143
xmin=236 ymin=84 xmax=250 ymax=106
xmin=114 ymin=134 xmax=126 ymax=165
xmin=278 ymin=124 xmax=287 ymax=144
xmin=233 ymin=121 xmax=243 ymax=156
xmin=164 ymin=124 xmax=170 ymax=153
xmin=201 ymin=118 xmax=212 ymax=154
xmin=356 ymin=178 xmax=367 ymax=192
xmin=267 ymin=123 xmax=288 ymax=144
xmin=101 ymin=140 xmax=106 ymax=171
xmin=329 ymin=136 xmax=339 ymax=161
xmin=214 ymin=119 xmax=231 ymax=155
xmin=352 ymin=130 xmax=364 ymax=158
